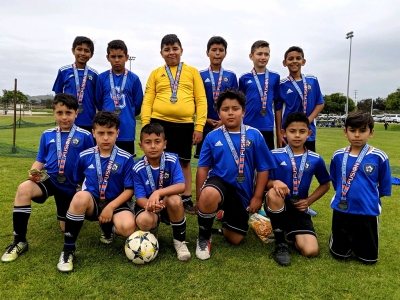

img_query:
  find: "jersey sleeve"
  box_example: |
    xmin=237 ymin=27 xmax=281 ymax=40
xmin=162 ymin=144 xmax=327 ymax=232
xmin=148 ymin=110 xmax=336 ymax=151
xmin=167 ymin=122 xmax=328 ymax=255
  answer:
xmin=132 ymin=75 xmax=144 ymax=117
xmin=378 ymin=157 xmax=392 ymax=197
xmin=95 ymin=75 xmax=105 ymax=111
xmin=315 ymin=156 xmax=331 ymax=184
xmin=231 ymin=73 xmax=238 ymax=90
xmin=141 ymin=70 xmax=157 ymax=126
xmin=193 ymin=68 xmax=207 ymax=131
xmin=74 ymin=155 xmax=86 ymax=184
xmin=171 ymin=159 xmax=185 ymax=185
xmin=52 ymin=69 xmax=64 ymax=94
xmin=330 ymin=156 xmax=338 ymax=191
xmin=238 ymin=76 xmax=246 ymax=94
xmin=275 ymin=84 xmax=284 ymax=111
xmin=273 ymin=75 xmax=280 ymax=101
xmin=255 ymin=132 xmax=276 ymax=172
xmin=123 ymin=157 xmax=134 ymax=189
xmin=84 ymin=133 xmax=95 ymax=149
xmin=314 ymin=79 xmax=324 ymax=105
xmin=133 ymin=169 xmax=148 ymax=199
xmin=197 ymin=134 xmax=214 ymax=167
xmin=36 ymin=133 xmax=47 ymax=163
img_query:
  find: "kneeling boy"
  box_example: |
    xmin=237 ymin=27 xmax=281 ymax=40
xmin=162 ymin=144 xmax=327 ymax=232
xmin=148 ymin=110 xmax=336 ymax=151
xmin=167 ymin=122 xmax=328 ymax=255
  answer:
xmin=132 ymin=123 xmax=191 ymax=262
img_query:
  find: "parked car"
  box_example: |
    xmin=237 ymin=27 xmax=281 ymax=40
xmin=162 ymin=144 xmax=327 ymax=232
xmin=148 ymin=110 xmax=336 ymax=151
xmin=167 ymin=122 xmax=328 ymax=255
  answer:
xmin=373 ymin=115 xmax=385 ymax=122
xmin=388 ymin=114 xmax=400 ymax=123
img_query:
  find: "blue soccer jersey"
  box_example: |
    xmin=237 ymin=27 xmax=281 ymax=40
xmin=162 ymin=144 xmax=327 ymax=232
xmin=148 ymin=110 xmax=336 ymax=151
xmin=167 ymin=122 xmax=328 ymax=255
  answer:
xmin=96 ymin=70 xmax=143 ymax=141
xmin=276 ymin=74 xmax=324 ymax=141
xmin=269 ymin=147 xmax=330 ymax=200
xmin=330 ymin=147 xmax=391 ymax=216
xmin=199 ymin=68 xmax=238 ymax=131
xmin=132 ymin=152 xmax=185 ymax=199
xmin=36 ymin=127 xmax=94 ymax=195
xmin=198 ymin=126 xmax=276 ymax=208
xmin=52 ymin=65 xmax=99 ymax=127
xmin=74 ymin=146 xmax=134 ymax=201
xmin=238 ymin=70 xmax=280 ymax=131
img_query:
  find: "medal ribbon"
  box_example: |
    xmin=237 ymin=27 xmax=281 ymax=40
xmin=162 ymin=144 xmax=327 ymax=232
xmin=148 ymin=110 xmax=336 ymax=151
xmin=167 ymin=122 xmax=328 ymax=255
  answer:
xmin=251 ymin=68 xmax=269 ymax=114
xmin=285 ymin=145 xmax=308 ymax=196
xmin=208 ymin=66 xmax=224 ymax=105
xmin=144 ymin=152 xmax=165 ymax=192
xmin=288 ymin=74 xmax=308 ymax=114
xmin=56 ymin=124 xmax=76 ymax=175
xmin=94 ymin=146 xmax=118 ymax=201
xmin=165 ymin=62 xmax=183 ymax=100
xmin=341 ymin=143 xmax=369 ymax=201
xmin=109 ymin=69 xmax=128 ymax=110
xmin=221 ymin=123 xmax=246 ymax=176
xmin=72 ymin=64 xmax=88 ymax=108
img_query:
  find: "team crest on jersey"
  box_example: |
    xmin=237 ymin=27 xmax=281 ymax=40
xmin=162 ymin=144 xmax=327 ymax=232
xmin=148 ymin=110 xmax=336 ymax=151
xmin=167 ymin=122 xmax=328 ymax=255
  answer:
xmin=364 ymin=163 xmax=376 ymax=175
xmin=111 ymin=162 xmax=120 ymax=173
xmin=88 ymin=75 xmax=93 ymax=81
xmin=71 ymin=137 xmax=81 ymax=146
xmin=245 ymin=138 xmax=253 ymax=148
xmin=164 ymin=171 xmax=170 ymax=181
xmin=307 ymin=84 xmax=312 ymax=91
xmin=223 ymin=77 xmax=229 ymax=83
xmin=304 ymin=161 xmax=311 ymax=171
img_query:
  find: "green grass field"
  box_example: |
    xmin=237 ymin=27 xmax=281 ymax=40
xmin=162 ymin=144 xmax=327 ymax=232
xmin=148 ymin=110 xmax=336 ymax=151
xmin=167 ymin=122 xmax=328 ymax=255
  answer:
xmin=0 ymin=116 xmax=399 ymax=299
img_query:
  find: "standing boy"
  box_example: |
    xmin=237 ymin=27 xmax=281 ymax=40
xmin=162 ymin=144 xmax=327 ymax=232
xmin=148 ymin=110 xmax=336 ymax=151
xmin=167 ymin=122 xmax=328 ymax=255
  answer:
xmin=265 ymin=112 xmax=330 ymax=266
xmin=329 ymin=112 xmax=391 ymax=264
xmin=132 ymin=123 xmax=191 ymax=262
xmin=56 ymin=111 xmax=136 ymax=272
xmin=195 ymin=36 xmax=238 ymax=159
xmin=2 ymin=94 xmax=94 ymax=263
xmin=96 ymin=40 xmax=143 ymax=156
xmin=141 ymin=34 xmax=207 ymax=214
xmin=195 ymin=89 xmax=275 ymax=260
xmin=239 ymin=40 xmax=280 ymax=150
xmin=276 ymin=46 xmax=325 ymax=152
xmin=53 ymin=36 xmax=99 ymax=132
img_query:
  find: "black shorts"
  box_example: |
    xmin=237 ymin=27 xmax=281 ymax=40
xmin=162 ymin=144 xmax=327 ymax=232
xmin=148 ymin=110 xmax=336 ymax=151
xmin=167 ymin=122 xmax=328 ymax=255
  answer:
xmin=194 ymin=130 xmax=211 ymax=159
xmin=132 ymin=202 xmax=171 ymax=227
xmin=260 ymin=130 xmax=275 ymax=150
xmin=151 ymin=118 xmax=194 ymax=162
xmin=31 ymin=179 xmax=74 ymax=222
xmin=84 ymin=193 xmax=134 ymax=222
xmin=202 ymin=176 xmax=249 ymax=236
xmin=305 ymin=141 xmax=316 ymax=152
xmin=283 ymin=198 xmax=316 ymax=240
xmin=116 ymin=141 xmax=136 ymax=157
xmin=329 ymin=210 xmax=379 ymax=264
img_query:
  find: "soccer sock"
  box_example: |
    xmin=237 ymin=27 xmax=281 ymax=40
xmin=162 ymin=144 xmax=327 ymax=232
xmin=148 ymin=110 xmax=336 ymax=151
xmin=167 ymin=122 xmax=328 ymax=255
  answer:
xmin=13 ymin=205 xmax=31 ymax=243
xmin=197 ymin=209 xmax=216 ymax=240
xmin=63 ymin=211 xmax=85 ymax=252
xmin=181 ymin=195 xmax=192 ymax=203
xmin=101 ymin=222 xmax=113 ymax=238
xmin=171 ymin=217 xmax=187 ymax=242
xmin=266 ymin=205 xmax=286 ymax=245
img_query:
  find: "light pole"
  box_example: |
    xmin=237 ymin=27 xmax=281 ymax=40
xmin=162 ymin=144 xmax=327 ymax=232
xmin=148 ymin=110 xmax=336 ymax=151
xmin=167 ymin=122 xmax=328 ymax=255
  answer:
xmin=128 ymin=56 xmax=136 ymax=71
xmin=345 ymin=31 xmax=354 ymax=117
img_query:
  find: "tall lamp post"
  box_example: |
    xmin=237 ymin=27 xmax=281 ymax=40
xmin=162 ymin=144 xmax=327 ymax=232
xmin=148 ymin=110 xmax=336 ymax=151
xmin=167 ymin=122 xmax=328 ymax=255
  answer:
xmin=345 ymin=31 xmax=354 ymax=117
xmin=128 ymin=56 xmax=136 ymax=71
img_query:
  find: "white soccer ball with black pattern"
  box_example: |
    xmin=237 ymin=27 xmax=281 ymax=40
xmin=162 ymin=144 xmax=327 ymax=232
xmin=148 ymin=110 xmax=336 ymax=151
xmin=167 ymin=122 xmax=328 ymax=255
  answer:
xmin=125 ymin=231 xmax=159 ymax=264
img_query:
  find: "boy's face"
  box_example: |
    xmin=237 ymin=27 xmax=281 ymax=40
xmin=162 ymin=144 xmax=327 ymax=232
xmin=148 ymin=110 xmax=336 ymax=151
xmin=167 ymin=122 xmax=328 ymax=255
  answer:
xmin=160 ymin=42 xmax=183 ymax=66
xmin=53 ymin=103 xmax=78 ymax=131
xmin=139 ymin=133 xmax=167 ymax=160
xmin=207 ymin=43 xmax=226 ymax=66
xmin=283 ymin=51 xmax=306 ymax=74
xmin=344 ymin=126 xmax=374 ymax=149
xmin=249 ymin=46 xmax=270 ymax=70
xmin=282 ymin=122 xmax=311 ymax=150
xmin=92 ymin=125 xmax=119 ymax=152
xmin=107 ymin=49 xmax=129 ymax=74
xmin=218 ymin=98 xmax=245 ymax=130
xmin=71 ymin=43 xmax=93 ymax=66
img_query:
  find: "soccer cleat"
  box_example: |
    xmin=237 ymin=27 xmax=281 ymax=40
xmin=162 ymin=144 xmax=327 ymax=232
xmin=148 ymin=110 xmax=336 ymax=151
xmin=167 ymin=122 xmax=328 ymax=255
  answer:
xmin=1 ymin=241 xmax=29 ymax=262
xmin=216 ymin=210 xmax=224 ymax=222
xmin=196 ymin=236 xmax=212 ymax=260
xmin=306 ymin=208 xmax=317 ymax=217
xmin=183 ymin=199 xmax=196 ymax=215
xmin=100 ymin=233 xmax=114 ymax=244
xmin=57 ymin=250 xmax=74 ymax=273
xmin=270 ymin=243 xmax=291 ymax=266
xmin=173 ymin=239 xmax=191 ymax=262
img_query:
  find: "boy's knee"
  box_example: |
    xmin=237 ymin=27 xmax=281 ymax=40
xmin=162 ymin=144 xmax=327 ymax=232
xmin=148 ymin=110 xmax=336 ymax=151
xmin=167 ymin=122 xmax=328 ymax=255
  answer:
xmin=198 ymin=187 xmax=220 ymax=211
xmin=301 ymin=246 xmax=319 ymax=258
xmin=136 ymin=214 xmax=156 ymax=231
xmin=164 ymin=195 xmax=182 ymax=211
xmin=266 ymin=190 xmax=284 ymax=209
xmin=225 ymin=232 xmax=245 ymax=245
xmin=116 ymin=222 xmax=136 ymax=237
xmin=69 ymin=192 xmax=91 ymax=211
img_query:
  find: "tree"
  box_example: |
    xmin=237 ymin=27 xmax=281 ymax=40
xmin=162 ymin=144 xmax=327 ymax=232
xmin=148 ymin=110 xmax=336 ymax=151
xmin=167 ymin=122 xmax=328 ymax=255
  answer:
xmin=357 ymin=98 xmax=373 ymax=113
xmin=1 ymin=89 xmax=28 ymax=106
xmin=386 ymin=88 xmax=400 ymax=110
xmin=322 ymin=93 xmax=356 ymax=114
xmin=44 ymin=98 xmax=53 ymax=109
xmin=374 ymin=97 xmax=387 ymax=111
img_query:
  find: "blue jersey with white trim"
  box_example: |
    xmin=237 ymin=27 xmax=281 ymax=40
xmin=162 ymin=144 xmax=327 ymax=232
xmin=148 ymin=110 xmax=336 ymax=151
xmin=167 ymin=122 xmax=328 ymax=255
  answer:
xmin=330 ymin=147 xmax=391 ymax=216
xmin=36 ymin=127 xmax=94 ymax=195
xmin=96 ymin=70 xmax=143 ymax=141
xmin=199 ymin=69 xmax=238 ymax=131
xmin=276 ymin=74 xmax=324 ymax=141
xmin=52 ymin=65 xmax=99 ymax=126
xmin=74 ymin=146 xmax=134 ymax=200
xmin=238 ymin=70 xmax=280 ymax=131
xmin=132 ymin=152 xmax=185 ymax=199
xmin=198 ymin=126 xmax=276 ymax=207
xmin=269 ymin=147 xmax=330 ymax=200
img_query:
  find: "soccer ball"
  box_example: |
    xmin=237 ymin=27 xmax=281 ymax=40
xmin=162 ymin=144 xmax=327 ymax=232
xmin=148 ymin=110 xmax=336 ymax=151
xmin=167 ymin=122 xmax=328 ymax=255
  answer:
xmin=125 ymin=231 xmax=159 ymax=264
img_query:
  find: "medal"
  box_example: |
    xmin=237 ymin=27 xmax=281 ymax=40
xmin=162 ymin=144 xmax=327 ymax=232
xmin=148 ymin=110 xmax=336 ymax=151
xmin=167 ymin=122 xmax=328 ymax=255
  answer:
xmin=222 ymin=123 xmax=246 ymax=184
xmin=290 ymin=195 xmax=299 ymax=205
xmin=109 ymin=68 xmax=128 ymax=114
xmin=95 ymin=146 xmax=118 ymax=201
xmin=77 ymin=106 xmax=84 ymax=113
xmin=165 ymin=62 xmax=182 ymax=105
xmin=260 ymin=108 xmax=266 ymax=117
xmin=251 ymin=68 xmax=269 ymax=118
xmin=56 ymin=125 xmax=76 ymax=185
xmin=57 ymin=174 xmax=67 ymax=183
xmin=170 ymin=96 xmax=178 ymax=104
xmin=288 ymin=74 xmax=308 ymax=114
xmin=72 ymin=64 xmax=88 ymax=110
xmin=236 ymin=173 xmax=245 ymax=183
xmin=114 ymin=107 xmax=121 ymax=115
xmin=286 ymin=145 xmax=308 ymax=203
xmin=144 ymin=153 xmax=165 ymax=192
xmin=338 ymin=200 xmax=348 ymax=211
xmin=208 ymin=66 xmax=224 ymax=112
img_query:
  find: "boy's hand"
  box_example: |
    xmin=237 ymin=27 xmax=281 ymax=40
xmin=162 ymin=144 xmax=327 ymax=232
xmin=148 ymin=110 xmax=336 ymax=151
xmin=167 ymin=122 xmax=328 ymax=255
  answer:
xmin=247 ymin=196 xmax=262 ymax=214
xmin=294 ymin=199 xmax=309 ymax=212
xmin=206 ymin=118 xmax=218 ymax=128
xmin=276 ymin=133 xmax=287 ymax=148
xmin=192 ymin=130 xmax=203 ymax=145
xmin=98 ymin=205 xmax=113 ymax=223
xmin=28 ymin=173 xmax=42 ymax=183
xmin=272 ymin=180 xmax=290 ymax=199
xmin=146 ymin=191 xmax=164 ymax=213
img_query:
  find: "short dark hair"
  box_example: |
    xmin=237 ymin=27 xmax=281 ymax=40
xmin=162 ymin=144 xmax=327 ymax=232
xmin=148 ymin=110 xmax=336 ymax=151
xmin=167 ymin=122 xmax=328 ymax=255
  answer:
xmin=216 ymin=88 xmax=246 ymax=111
xmin=107 ymin=40 xmax=128 ymax=55
xmin=92 ymin=111 xmax=120 ymax=129
xmin=283 ymin=112 xmax=310 ymax=130
xmin=345 ymin=111 xmax=374 ymax=130
xmin=251 ymin=40 xmax=270 ymax=54
xmin=207 ymin=36 xmax=227 ymax=51
xmin=284 ymin=46 xmax=304 ymax=59
xmin=140 ymin=123 xmax=165 ymax=141
xmin=72 ymin=36 xmax=94 ymax=54
xmin=161 ymin=34 xmax=182 ymax=50
xmin=53 ymin=93 xmax=78 ymax=111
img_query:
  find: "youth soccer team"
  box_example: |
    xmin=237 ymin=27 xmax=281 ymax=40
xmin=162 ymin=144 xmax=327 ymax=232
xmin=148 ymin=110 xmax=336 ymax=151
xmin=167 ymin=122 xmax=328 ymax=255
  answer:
xmin=1 ymin=34 xmax=392 ymax=272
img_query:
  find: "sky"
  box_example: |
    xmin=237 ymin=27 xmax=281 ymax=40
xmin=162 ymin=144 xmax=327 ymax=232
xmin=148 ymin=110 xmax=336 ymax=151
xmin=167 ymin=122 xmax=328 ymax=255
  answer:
xmin=1 ymin=0 xmax=399 ymax=100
